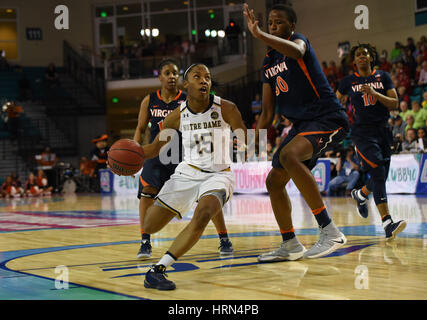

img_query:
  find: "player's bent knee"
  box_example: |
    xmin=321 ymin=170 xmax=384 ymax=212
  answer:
xmin=191 ymin=211 xmax=212 ymax=232
xmin=266 ymin=169 xmax=287 ymax=191
xmin=193 ymin=198 xmax=220 ymax=229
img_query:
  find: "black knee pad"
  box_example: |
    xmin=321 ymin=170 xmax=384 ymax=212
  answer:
xmin=369 ymin=166 xmax=387 ymax=205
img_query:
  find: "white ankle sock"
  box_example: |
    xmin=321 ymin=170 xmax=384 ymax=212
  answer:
xmin=156 ymin=253 xmax=176 ymax=268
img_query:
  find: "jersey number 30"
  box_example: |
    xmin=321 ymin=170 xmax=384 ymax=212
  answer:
xmin=275 ymin=76 xmax=289 ymax=96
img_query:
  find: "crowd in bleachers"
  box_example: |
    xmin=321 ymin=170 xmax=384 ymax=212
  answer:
xmin=0 ymin=133 xmax=111 ymax=198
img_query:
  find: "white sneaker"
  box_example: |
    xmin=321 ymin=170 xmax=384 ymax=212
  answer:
xmin=304 ymin=223 xmax=347 ymax=259
xmin=258 ymin=237 xmax=307 ymax=263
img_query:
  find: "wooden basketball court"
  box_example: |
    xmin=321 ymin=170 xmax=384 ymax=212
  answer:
xmin=0 ymin=193 xmax=426 ymax=300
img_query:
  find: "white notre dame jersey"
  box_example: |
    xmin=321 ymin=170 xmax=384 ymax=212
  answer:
xmin=179 ymin=95 xmax=232 ymax=172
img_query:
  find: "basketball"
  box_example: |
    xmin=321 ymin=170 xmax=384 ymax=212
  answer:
xmin=107 ymin=139 xmax=145 ymax=176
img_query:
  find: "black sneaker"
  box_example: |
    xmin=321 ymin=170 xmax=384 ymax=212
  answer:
xmin=219 ymin=238 xmax=234 ymax=256
xmin=137 ymin=240 xmax=152 ymax=259
xmin=351 ymin=189 xmax=369 ymax=218
xmin=144 ymin=264 xmax=176 ymax=290
xmin=385 ymin=220 xmax=407 ymax=240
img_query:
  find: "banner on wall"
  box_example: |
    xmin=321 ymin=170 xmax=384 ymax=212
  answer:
xmin=100 ymin=168 xmax=142 ymax=195
xmin=386 ymin=154 xmax=421 ymax=194
xmin=99 ymin=169 xmax=114 ymax=194
xmin=416 ymin=153 xmax=427 ymax=194
xmin=231 ymin=160 xmax=330 ymax=194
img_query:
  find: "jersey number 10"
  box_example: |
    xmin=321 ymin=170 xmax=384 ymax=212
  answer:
xmin=362 ymin=93 xmax=377 ymax=106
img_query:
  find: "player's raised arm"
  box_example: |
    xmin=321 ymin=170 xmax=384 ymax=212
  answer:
xmin=133 ymin=95 xmax=150 ymax=145
xmin=243 ymin=3 xmax=306 ymax=60
xmin=142 ymin=107 xmax=180 ymax=159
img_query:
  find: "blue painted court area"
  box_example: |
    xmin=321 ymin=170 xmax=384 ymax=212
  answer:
xmin=0 ymin=224 xmax=425 ymax=300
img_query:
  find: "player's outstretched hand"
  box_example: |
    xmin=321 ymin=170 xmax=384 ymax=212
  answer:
xmin=243 ymin=3 xmax=262 ymax=38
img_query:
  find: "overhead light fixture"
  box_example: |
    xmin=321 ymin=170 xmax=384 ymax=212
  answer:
xmin=218 ymin=30 xmax=225 ymax=38
xmin=140 ymin=29 xmax=145 ymax=36
xmin=145 ymin=29 xmax=151 ymax=36
xmin=210 ymin=30 xmax=217 ymax=38
xmin=205 ymin=29 xmax=211 ymax=37
xmin=152 ymin=28 xmax=159 ymax=37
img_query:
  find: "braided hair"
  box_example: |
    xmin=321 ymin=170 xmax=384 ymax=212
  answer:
xmin=347 ymin=43 xmax=378 ymax=69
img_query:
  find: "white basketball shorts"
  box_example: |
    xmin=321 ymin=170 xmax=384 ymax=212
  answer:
xmin=155 ymin=162 xmax=235 ymax=219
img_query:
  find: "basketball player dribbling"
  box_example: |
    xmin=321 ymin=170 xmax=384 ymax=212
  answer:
xmin=133 ymin=59 xmax=233 ymax=259
xmin=244 ymin=3 xmax=349 ymax=261
xmin=336 ymin=43 xmax=407 ymax=239
xmin=141 ymin=64 xmax=247 ymax=290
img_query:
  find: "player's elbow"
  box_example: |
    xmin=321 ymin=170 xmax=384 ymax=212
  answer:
xmin=294 ymin=49 xmax=304 ymax=60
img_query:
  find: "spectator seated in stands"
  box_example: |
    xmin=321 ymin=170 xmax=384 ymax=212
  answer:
xmin=401 ymin=128 xmax=419 ymax=153
xmin=36 ymin=169 xmax=53 ymax=196
xmin=75 ymin=156 xmax=97 ymax=192
xmin=36 ymin=146 xmax=58 ymax=169
xmin=422 ymin=91 xmax=427 ymax=109
xmin=272 ymin=136 xmax=282 ymax=154
xmin=251 ymin=93 xmax=262 ymax=115
xmin=35 ymin=146 xmax=58 ymax=191
xmin=411 ymin=100 xmax=427 ymax=129
xmin=417 ymin=127 xmax=427 ymax=152
xmin=0 ymin=176 xmax=21 ymax=198
xmin=10 ymin=172 xmax=24 ymax=197
xmin=405 ymin=114 xmax=415 ymax=133
xmin=79 ymin=156 xmax=96 ymax=177
xmin=418 ymin=60 xmax=427 ymax=89
xmin=379 ymin=50 xmax=391 ymax=72
xmin=91 ymin=134 xmax=110 ymax=179
xmin=279 ymin=116 xmax=293 ymax=140
xmin=391 ymin=115 xmax=406 ymax=153
xmin=391 ymin=42 xmax=404 ymax=64
xmin=24 ymin=172 xmax=44 ymax=197
xmin=45 ymin=63 xmax=60 ymax=88
xmin=397 ymin=86 xmax=410 ymax=104
xmin=251 ymin=114 xmax=259 ymax=129
xmin=325 ymin=147 xmax=361 ymax=197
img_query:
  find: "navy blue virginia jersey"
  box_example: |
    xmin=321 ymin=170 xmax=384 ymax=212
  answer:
xmin=338 ymin=69 xmax=393 ymax=127
xmin=262 ymin=32 xmax=342 ymax=122
xmin=148 ymin=89 xmax=186 ymax=143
